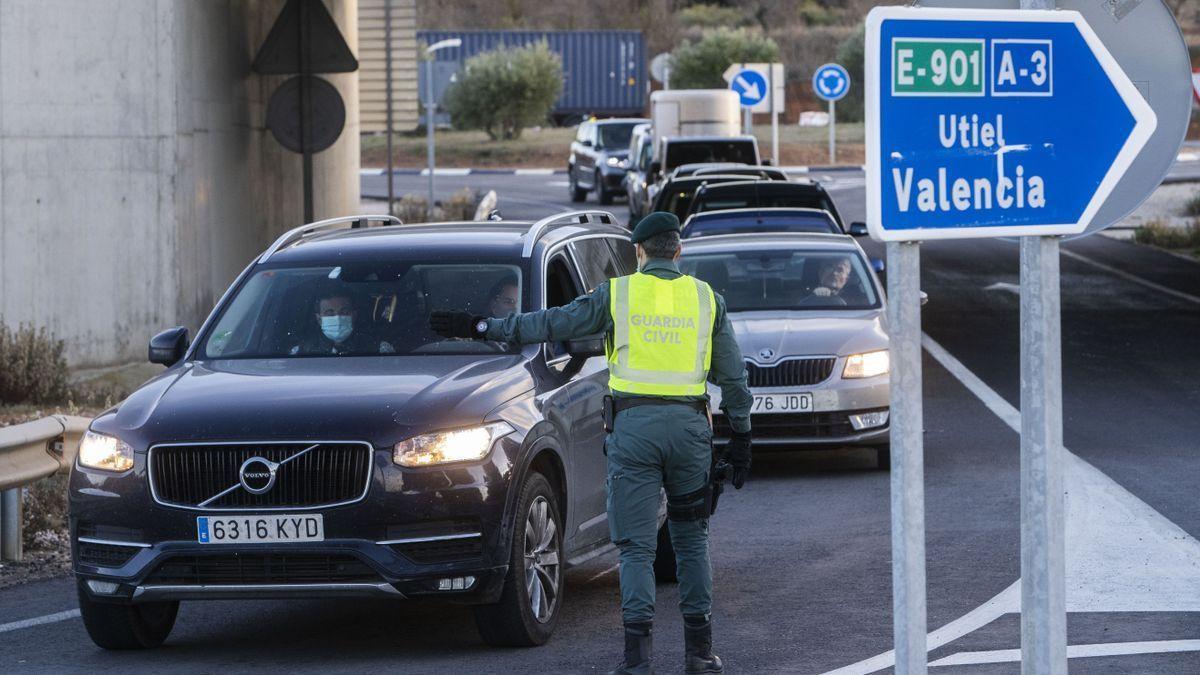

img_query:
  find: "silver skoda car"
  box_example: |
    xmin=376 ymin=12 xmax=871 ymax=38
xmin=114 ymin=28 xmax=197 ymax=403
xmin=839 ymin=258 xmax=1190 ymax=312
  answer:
xmin=679 ymin=233 xmax=891 ymax=469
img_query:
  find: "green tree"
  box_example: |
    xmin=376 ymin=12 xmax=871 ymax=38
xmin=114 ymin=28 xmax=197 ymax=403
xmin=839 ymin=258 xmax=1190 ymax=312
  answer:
xmin=669 ymin=28 xmax=780 ymax=90
xmin=443 ymin=42 xmax=563 ymax=140
xmin=834 ymin=24 xmax=864 ymax=123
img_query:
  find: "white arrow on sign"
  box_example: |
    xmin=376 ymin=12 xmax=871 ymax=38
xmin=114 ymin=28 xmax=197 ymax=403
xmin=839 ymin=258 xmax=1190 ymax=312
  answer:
xmin=722 ymin=62 xmax=785 ymax=113
xmin=734 ymin=74 xmax=762 ymax=101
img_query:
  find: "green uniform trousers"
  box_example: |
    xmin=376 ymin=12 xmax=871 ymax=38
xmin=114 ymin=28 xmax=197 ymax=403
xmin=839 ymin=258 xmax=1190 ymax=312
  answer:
xmin=605 ymin=404 xmax=714 ymax=624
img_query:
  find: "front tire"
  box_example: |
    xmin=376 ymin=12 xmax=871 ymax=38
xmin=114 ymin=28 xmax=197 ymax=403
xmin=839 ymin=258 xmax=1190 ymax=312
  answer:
xmin=875 ymin=444 xmax=891 ymax=471
xmin=474 ymin=471 xmax=563 ymax=646
xmin=77 ymin=579 xmax=179 ymax=649
xmin=596 ymin=170 xmax=614 ymax=205
xmin=568 ymin=167 xmax=587 ymax=202
xmin=653 ymin=521 xmax=677 ymax=583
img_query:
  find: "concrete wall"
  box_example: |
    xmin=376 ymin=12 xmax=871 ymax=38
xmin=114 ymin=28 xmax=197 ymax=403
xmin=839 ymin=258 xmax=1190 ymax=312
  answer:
xmin=0 ymin=0 xmax=361 ymax=367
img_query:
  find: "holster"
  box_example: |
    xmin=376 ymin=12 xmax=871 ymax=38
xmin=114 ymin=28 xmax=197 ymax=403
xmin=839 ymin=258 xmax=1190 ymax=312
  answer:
xmin=602 ymin=395 xmax=615 ymax=434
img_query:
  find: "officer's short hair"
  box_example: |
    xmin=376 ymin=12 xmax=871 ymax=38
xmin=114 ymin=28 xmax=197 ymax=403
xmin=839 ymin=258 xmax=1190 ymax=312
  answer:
xmin=640 ymin=230 xmax=681 ymax=260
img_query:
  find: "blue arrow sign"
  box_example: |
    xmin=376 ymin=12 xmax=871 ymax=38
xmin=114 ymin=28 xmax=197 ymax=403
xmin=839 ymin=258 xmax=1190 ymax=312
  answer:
xmin=730 ymin=68 xmax=768 ymax=107
xmin=813 ymin=63 xmax=850 ymax=101
xmin=865 ymin=7 xmax=1156 ymax=241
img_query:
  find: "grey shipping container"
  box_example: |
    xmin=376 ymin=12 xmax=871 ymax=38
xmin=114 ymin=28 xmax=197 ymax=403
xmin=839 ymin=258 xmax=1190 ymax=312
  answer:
xmin=418 ymin=30 xmax=646 ymax=124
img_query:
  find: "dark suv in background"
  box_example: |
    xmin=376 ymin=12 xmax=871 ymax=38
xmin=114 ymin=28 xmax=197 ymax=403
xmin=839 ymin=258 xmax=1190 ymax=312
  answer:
xmin=69 ymin=212 xmax=672 ymax=650
xmin=568 ymin=117 xmax=649 ymax=204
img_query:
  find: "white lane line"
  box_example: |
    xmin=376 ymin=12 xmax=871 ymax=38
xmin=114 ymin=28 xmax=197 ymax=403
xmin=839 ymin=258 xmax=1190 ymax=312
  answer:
xmin=419 ymin=168 xmax=471 ymax=176
xmin=514 ymin=168 xmax=555 ymax=176
xmin=587 ymin=563 xmax=620 ymax=583
xmin=984 ymin=282 xmax=1020 ymax=295
xmin=929 ymin=639 xmax=1200 ymax=667
xmin=0 ymin=609 xmax=81 ymax=634
xmin=1060 ymin=249 xmax=1200 ymax=306
xmin=821 ymin=333 xmax=1200 ymax=674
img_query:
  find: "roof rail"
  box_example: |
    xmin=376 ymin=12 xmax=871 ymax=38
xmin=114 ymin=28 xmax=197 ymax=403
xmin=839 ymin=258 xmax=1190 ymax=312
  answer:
xmin=260 ymin=215 xmax=403 ymax=261
xmin=521 ymin=210 xmax=617 ymax=256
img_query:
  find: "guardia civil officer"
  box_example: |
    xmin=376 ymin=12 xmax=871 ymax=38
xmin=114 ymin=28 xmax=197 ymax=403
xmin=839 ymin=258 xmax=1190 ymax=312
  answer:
xmin=430 ymin=212 xmax=752 ymax=674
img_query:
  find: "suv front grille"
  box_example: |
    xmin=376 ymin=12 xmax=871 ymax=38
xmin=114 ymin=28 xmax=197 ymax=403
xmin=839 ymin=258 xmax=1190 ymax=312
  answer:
xmin=150 ymin=442 xmax=372 ymax=510
xmin=746 ymin=358 xmax=836 ymax=388
xmin=145 ymin=553 xmax=379 ymax=585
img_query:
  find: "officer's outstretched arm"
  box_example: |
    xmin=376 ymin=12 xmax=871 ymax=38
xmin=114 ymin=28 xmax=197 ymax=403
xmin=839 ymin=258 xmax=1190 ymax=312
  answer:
xmin=483 ymin=282 xmax=613 ymax=346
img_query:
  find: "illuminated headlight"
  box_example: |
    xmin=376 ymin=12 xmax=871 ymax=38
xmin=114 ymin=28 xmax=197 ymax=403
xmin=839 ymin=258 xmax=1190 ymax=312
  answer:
xmin=849 ymin=410 xmax=890 ymax=431
xmin=842 ymin=350 xmax=890 ymax=379
xmin=393 ymin=422 xmax=514 ymax=467
xmin=78 ymin=431 xmax=135 ymax=472
xmin=606 ymin=156 xmax=626 ymax=168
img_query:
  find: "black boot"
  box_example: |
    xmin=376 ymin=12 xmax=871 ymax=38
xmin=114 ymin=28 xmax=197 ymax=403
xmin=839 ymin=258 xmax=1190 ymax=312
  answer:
xmin=607 ymin=621 xmax=653 ymax=675
xmin=683 ymin=614 xmax=723 ymax=674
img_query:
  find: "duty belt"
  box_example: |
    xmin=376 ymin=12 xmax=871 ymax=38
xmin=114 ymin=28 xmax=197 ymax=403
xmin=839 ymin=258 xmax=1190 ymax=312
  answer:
xmin=613 ymin=396 xmax=708 ymax=415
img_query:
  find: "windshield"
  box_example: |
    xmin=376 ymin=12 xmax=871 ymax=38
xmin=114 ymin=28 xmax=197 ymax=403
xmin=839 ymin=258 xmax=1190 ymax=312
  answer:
xmin=680 ymin=249 xmax=879 ymax=311
xmin=684 ymin=212 xmax=839 ymax=238
xmin=597 ymin=123 xmax=638 ymax=149
xmin=200 ymin=262 xmax=524 ymax=359
xmin=666 ymin=141 xmax=757 ymax=170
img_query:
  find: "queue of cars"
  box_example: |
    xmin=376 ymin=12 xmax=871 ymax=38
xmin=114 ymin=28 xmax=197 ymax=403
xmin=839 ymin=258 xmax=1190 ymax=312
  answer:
xmin=67 ymin=120 xmax=892 ymax=652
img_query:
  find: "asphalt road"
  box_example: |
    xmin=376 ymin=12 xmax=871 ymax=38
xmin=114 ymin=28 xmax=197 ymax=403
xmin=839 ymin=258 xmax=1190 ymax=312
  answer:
xmin=3 ymin=172 xmax=1199 ymax=673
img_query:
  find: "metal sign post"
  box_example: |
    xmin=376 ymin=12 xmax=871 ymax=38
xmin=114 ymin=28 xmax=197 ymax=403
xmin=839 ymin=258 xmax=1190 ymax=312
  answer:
xmin=424 ymin=39 xmax=462 ymax=218
xmin=886 ymin=240 xmax=926 ymax=674
xmin=865 ymin=5 xmax=1163 ymax=673
xmin=769 ymin=65 xmax=779 ymax=165
xmin=384 ymin=0 xmax=395 ymax=215
xmin=812 ymin=63 xmax=850 ymax=165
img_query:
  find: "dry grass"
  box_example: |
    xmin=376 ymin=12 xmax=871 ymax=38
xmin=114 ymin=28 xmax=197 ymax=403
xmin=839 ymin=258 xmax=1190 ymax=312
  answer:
xmin=1134 ymin=219 xmax=1200 ymax=259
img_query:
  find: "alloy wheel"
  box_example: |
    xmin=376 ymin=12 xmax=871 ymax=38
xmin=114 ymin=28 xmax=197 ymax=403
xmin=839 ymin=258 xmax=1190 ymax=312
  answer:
xmin=523 ymin=495 xmax=560 ymax=623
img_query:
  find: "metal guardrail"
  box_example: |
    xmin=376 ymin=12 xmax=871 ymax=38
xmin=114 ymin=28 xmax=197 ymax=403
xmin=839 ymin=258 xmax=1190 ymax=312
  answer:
xmin=0 ymin=415 xmax=90 ymax=562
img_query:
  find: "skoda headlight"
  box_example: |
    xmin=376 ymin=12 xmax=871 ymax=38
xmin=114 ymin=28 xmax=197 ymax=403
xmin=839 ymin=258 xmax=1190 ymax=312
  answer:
xmin=78 ymin=431 xmax=135 ymax=472
xmin=843 ymin=350 xmax=890 ymax=379
xmin=606 ymin=156 xmax=625 ymax=168
xmin=393 ymin=422 xmax=514 ymax=468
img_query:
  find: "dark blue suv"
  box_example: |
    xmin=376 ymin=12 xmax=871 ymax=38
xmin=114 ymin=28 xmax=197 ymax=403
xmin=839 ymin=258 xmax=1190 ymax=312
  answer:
xmin=69 ymin=212 xmax=668 ymax=649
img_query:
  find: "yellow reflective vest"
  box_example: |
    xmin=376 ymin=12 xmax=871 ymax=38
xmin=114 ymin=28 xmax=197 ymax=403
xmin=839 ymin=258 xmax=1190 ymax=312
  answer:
xmin=606 ymin=272 xmax=716 ymax=396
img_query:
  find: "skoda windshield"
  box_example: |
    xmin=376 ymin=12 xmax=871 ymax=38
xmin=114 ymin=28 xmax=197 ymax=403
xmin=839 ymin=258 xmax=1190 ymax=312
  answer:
xmin=681 ymin=249 xmax=879 ymax=312
xmin=199 ymin=261 xmax=524 ymax=358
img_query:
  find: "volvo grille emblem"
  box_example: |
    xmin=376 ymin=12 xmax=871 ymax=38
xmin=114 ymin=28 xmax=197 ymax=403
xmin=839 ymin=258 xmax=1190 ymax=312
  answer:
xmin=758 ymin=347 xmax=775 ymax=361
xmin=239 ymin=456 xmax=279 ymax=494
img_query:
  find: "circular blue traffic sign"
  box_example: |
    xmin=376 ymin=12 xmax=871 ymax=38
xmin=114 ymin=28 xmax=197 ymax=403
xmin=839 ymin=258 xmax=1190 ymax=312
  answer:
xmin=730 ymin=68 xmax=769 ymax=107
xmin=813 ymin=63 xmax=850 ymax=102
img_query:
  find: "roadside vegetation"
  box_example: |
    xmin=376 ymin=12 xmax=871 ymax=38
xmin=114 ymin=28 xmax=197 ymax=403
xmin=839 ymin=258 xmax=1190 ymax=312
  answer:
xmin=1134 ymin=219 xmax=1200 ymax=259
xmin=1 ymin=322 xmax=157 ymax=587
xmin=444 ymin=42 xmax=563 ymax=141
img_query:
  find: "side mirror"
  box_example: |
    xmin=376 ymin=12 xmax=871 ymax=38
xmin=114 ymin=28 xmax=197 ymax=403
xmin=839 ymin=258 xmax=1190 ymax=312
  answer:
xmin=149 ymin=327 xmax=189 ymax=366
xmin=849 ymin=222 xmax=869 ymax=237
xmin=566 ymin=336 xmax=605 ymax=358
xmin=871 ymin=258 xmax=886 ymax=274
xmin=582 ymin=139 xmax=593 ymax=147
xmin=761 ymin=158 xmax=773 ymax=166
xmin=920 ymin=291 xmax=929 ymax=306
xmin=649 ymin=161 xmax=661 ymax=175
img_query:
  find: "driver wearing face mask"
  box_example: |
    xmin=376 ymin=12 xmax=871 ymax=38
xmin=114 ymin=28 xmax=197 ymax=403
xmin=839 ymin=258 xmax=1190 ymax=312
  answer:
xmin=290 ymin=287 xmax=395 ymax=356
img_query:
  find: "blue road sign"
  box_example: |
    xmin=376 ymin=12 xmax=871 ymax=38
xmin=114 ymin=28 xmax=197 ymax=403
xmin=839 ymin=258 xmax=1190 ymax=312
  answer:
xmin=813 ymin=63 xmax=850 ymax=102
xmin=865 ymin=7 xmax=1156 ymax=241
xmin=730 ymin=68 xmax=769 ymax=108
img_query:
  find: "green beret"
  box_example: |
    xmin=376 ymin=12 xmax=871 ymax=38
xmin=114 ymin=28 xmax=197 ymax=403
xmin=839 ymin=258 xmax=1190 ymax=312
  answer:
xmin=630 ymin=211 xmax=681 ymax=244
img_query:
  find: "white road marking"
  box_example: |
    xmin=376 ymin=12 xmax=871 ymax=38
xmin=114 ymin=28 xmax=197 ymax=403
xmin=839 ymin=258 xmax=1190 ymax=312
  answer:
xmin=1060 ymin=249 xmax=1200 ymax=306
xmin=0 ymin=609 xmax=81 ymax=634
xmin=984 ymin=282 xmax=1020 ymax=295
xmin=545 ymin=181 xmax=570 ymax=187
xmin=587 ymin=563 xmax=620 ymax=583
xmin=358 ymin=168 xmax=383 ymax=176
xmin=929 ymin=639 xmax=1200 ymax=667
xmin=419 ymin=168 xmax=471 ymax=176
xmin=514 ymin=169 xmax=555 ymax=176
xmin=821 ymin=333 xmax=1200 ymax=674
xmin=1177 ymin=152 xmax=1199 ymax=162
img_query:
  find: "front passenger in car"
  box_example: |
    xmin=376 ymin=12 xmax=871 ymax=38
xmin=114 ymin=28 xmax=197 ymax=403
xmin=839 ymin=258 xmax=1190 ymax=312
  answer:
xmin=289 ymin=283 xmax=396 ymax=356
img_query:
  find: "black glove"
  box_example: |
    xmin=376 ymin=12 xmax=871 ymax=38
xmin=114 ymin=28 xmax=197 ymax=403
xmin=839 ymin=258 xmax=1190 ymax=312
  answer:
xmin=722 ymin=430 xmax=752 ymax=489
xmin=429 ymin=310 xmax=487 ymax=339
